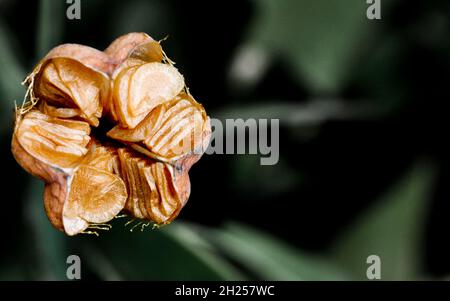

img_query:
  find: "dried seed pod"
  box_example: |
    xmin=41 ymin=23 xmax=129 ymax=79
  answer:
xmin=104 ymin=32 xmax=160 ymax=67
xmin=117 ymin=148 xmax=190 ymax=224
xmin=78 ymin=141 xmax=121 ymax=174
xmin=108 ymin=92 xmax=210 ymax=162
xmin=128 ymin=40 xmax=165 ymax=63
xmin=111 ymin=61 xmax=185 ymax=129
xmin=39 ymin=43 xmax=114 ymax=75
xmin=14 ymin=110 xmax=91 ymax=169
xmin=22 ymin=43 xmax=112 ymax=126
xmin=12 ymin=111 xmax=127 ymax=235
xmin=12 ymin=32 xmax=211 ymax=235
xmin=40 ymin=101 xmax=83 ymax=120
xmin=34 ymin=58 xmax=109 ymax=126
xmin=104 ymin=34 xmax=174 ymax=127
xmin=62 ymin=164 xmax=126 ymax=235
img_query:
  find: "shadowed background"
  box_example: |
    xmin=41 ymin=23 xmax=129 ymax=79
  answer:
xmin=0 ymin=0 xmax=449 ymax=280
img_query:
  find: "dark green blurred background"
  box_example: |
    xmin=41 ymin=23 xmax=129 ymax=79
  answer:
xmin=1 ymin=0 xmax=449 ymax=280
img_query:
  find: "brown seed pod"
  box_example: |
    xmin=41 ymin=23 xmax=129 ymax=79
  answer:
xmin=117 ymin=148 xmax=190 ymax=224
xmin=110 ymin=60 xmax=185 ymax=129
xmin=12 ymin=111 xmax=127 ymax=235
xmin=108 ymin=92 xmax=210 ymax=163
xmin=21 ymin=43 xmax=113 ymax=119
xmin=36 ymin=58 xmax=109 ymax=126
xmin=105 ymin=32 xmax=166 ymax=68
xmin=43 ymin=43 xmax=114 ymax=75
xmin=12 ymin=33 xmax=211 ymax=235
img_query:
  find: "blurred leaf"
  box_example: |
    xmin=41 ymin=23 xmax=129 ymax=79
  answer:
xmin=72 ymin=220 xmax=244 ymax=280
xmin=197 ymin=222 xmax=349 ymax=280
xmin=0 ymin=263 xmax=27 ymax=281
xmin=331 ymin=160 xmax=436 ymax=280
xmin=215 ymin=99 xmax=380 ymax=127
xmin=79 ymin=243 xmax=123 ymax=281
xmin=20 ymin=187 xmax=246 ymax=280
xmin=228 ymin=44 xmax=271 ymax=92
xmin=230 ymin=156 xmax=302 ymax=199
xmin=24 ymin=178 xmax=68 ymax=280
xmin=164 ymin=222 xmax=247 ymax=280
xmin=0 ymin=21 xmax=25 ymax=119
xmin=355 ymin=34 xmax=409 ymax=115
xmin=214 ymin=99 xmax=384 ymax=145
xmin=37 ymin=0 xmax=64 ymax=58
xmin=109 ymin=0 xmax=171 ymax=40
xmin=239 ymin=0 xmax=396 ymax=93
